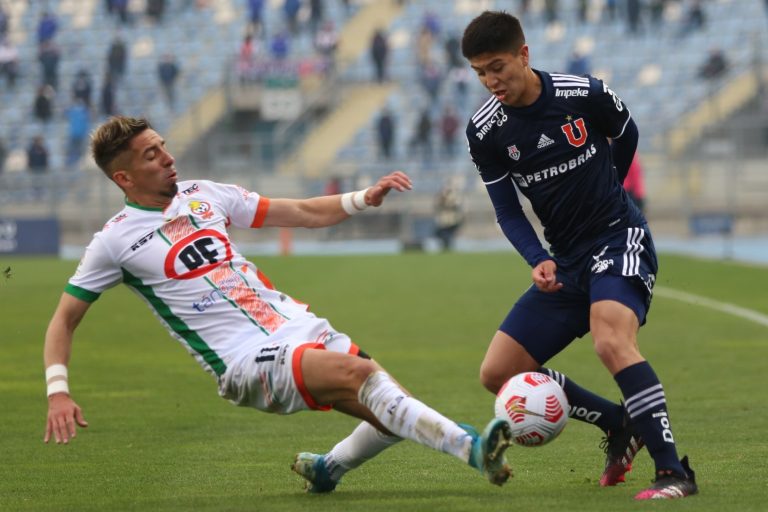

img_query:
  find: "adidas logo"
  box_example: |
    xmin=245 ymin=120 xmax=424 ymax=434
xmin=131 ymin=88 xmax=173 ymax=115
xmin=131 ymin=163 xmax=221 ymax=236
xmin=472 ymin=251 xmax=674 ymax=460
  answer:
xmin=537 ymin=134 xmax=555 ymax=149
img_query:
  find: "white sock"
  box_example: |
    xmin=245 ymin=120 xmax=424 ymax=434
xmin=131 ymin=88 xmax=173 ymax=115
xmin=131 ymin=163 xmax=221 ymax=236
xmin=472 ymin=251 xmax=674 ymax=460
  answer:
xmin=324 ymin=422 xmax=402 ymax=481
xmin=358 ymin=371 xmax=474 ymax=462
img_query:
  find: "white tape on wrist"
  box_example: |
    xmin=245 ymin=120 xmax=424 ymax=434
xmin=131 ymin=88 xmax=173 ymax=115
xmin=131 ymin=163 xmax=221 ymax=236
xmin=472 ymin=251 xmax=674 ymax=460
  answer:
xmin=47 ymin=380 xmax=70 ymax=396
xmin=46 ymin=364 xmax=68 ymax=381
xmin=341 ymin=188 xmax=370 ymax=215
xmin=46 ymin=364 xmax=69 ymax=396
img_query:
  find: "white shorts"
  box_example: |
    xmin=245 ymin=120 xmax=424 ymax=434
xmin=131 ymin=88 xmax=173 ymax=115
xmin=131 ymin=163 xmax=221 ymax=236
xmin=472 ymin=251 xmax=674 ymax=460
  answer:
xmin=217 ymin=317 xmax=361 ymax=414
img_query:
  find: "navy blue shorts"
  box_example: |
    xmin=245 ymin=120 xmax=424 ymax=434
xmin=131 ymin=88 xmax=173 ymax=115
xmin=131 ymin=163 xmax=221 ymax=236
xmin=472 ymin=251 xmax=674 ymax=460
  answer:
xmin=499 ymin=225 xmax=658 ymax=365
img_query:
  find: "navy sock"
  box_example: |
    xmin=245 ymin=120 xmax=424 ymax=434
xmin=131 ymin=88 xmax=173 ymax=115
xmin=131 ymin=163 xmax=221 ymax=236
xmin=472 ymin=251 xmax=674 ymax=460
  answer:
xmin=539 ymin=367 xmax=623 ymax=433
xmin=614 ymin=361 xmax=684 ymax=476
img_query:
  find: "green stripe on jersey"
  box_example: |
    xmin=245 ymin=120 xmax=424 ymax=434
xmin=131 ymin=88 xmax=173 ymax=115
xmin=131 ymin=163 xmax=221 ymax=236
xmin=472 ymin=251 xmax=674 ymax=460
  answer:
xmin=121 ymin=268 xmax=227 ymax=376
xmin=64 ymin=283 xmax=101 ymax=303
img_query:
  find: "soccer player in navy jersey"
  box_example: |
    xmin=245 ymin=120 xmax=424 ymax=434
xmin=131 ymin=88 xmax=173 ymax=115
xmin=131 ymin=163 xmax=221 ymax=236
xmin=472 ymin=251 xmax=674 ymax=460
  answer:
xmin=461 ymin=11 xmax=697 ymax=500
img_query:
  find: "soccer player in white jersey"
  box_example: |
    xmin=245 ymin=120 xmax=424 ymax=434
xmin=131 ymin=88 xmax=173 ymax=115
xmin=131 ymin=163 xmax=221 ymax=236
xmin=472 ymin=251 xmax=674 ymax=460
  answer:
xmin=42 ymin=116 xmax=513 ymax=491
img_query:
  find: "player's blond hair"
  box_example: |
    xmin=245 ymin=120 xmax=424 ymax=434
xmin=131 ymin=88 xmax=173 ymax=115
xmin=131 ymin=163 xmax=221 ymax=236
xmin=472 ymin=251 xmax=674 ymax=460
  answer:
xmin=91 ymin=116 xmax=153 ymax=177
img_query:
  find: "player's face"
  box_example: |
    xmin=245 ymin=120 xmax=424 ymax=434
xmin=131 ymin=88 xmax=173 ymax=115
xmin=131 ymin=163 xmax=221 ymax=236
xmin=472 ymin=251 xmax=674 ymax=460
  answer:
xmin=121 ymin=129 xmax=178 ymax=200
xmin=469 ymin=46 xmax=533 ymax=107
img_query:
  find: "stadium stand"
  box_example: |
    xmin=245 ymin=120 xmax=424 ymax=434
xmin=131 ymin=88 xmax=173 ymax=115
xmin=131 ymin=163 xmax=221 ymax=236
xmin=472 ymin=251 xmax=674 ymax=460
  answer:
xmin=0 ymin=0 xmax=766 ymax=251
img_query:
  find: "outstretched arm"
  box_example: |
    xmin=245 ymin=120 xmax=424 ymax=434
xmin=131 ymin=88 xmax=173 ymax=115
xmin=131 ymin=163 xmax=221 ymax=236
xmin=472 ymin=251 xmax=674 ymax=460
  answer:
xmin=262 ymin=171 xmax=412 ymax=228
xmin=44 ymin=293 xmax=91 ymax=444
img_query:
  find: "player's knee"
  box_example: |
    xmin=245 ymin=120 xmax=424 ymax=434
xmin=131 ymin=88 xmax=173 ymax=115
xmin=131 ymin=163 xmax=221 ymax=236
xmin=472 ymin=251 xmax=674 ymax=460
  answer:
xmin=479 ymin=363 xmax=509 ymax=394
xmin=342 ymin=357 xmax=379 ymax=392
xmin=593 ymin=333 xmax=639 ymax=369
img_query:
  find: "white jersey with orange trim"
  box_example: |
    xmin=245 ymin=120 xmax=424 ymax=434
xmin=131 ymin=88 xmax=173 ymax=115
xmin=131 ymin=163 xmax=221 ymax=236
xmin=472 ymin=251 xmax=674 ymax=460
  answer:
xmin=65 ymin=179 xmax=313 ymax=378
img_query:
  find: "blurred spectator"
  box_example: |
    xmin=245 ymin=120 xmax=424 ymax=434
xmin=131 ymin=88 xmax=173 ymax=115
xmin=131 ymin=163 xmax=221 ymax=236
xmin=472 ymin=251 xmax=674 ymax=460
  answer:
xmin=65 ymin=99 xmax=90 ymax=166
xmin=283 ymin=0 xmax=301 ymax=35
xmin=237 ymin=34 xmax=257 ymax=82
xmin=100 ymin=74 xmax=117 ymax=116
xmin=409 ymin=109 xmax=433 ymax=164
xmin=0 ymin=6 xmax=9 ymax=40
xmin=433 ymin=182 xmax=464 ymax=251
xmin=439 ymin=105 xmax=459 ymax=157
xmin=27 ymin=136 xmax=49 ymax=174
xmin=544 ymin=0 xmax=559 ymax=23
xmin=447 ymin=67 xmax=470 ymax=107
xmin=157 ymin=53 xmax=180 ymax=109
xmin=518 ymin=0 xmax=531 ymax=18
xmin=109 ymin=0 xmax=130 ymax=25
xmin=247 ymin=0 xmax=265 ymax=36
xmin=566 ymin=49 xmax=591 ymax=76
xmin=0 ymin=38 xmax=18 ymax=89
xmin=577 ymin=0 xmax=588 ymax=23
xmin=376 ymin=108 xmax=395 ymax=160
xmin=309 ymin=0 xmax=323 ymax=36
xmin=315 ymin=21 xmax=339 ymax=73
xmin=72 ymin=69 xmax=93 ymax=109
xmin=648 ymin=0 xmax=666 ymax=30
xmin=0 ymin=137 xmax=6 ymax=174
xmin=107 ymin=36 xmax=128 ymax=82
xmin=420 ymin=60 xmax=443 ymax=102
xmin=416 ymin=26 xmax=433 ymax=66
xmin=146 ymin=0 xmax=166 ymax=24
xmin=678 ymin=0 xmax=706 ymax=38
xmin=627 ymin=0 xmax=642 ymax=34
xmin=698 ymin=48 xmax=728 ymax=80
xmin=37 ymin=10 xmax=59 ymax=46
xmin=38 ymin=41 xmax=61 ymax=90
xmin=623 ymin=153 xmax=646 ymax=214
xmin=270 ymin=30 xmax=290 ymax=60
xmin=421 ymin=10 xmax=441 ymax=37
xmin=444 ymin=31 xmax=462 ymax=69
xmin=324 ymin=176 xmax=342 ymax=195
xmin=33 ymin=85 xmax=55 ymax=123
xmin=603 ymin=0 xmax=617 ymax=22
xmin=370 ymin=28 xmax=389 ymax=83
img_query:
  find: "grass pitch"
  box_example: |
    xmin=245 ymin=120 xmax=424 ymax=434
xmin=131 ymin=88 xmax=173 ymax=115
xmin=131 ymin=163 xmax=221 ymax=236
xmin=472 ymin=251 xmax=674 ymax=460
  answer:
xmin=1 ymin=252 xmax=766 ymax=511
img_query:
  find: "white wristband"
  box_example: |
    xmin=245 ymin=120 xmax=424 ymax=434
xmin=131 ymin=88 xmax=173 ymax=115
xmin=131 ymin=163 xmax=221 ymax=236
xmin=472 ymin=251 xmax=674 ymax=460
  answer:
xmin=46 ymin=364 xmax=70 ymax=396
xmin=341 ymin=188 xmax=370 ymax=215
xmin=47 ymin=380 xmax=70 ymax=396
xmin=46 ymin=364 xmax=68 ymax=381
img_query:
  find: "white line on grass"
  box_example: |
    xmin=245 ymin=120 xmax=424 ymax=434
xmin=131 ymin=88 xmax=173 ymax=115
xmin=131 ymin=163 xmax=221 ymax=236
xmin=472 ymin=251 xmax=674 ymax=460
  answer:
xmin=655 ymin=286 xmax=768 ymax=327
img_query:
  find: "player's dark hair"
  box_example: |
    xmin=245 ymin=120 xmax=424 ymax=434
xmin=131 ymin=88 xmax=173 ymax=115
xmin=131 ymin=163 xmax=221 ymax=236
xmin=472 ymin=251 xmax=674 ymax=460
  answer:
xmin=91 ymin=116 xmax=153 ymax=177
xmin=461 ymin=11 xmax=526 ymax=60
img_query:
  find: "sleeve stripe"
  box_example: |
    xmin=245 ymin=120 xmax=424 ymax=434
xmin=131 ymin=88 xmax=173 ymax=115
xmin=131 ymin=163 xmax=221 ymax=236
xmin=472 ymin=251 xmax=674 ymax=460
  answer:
xmin=482 ymin=171 xmax=511 ymax=186
xmin=250 ymin=197 xmax=271 ymax=228
xmin=64 ymin=283 xmax=100 ymax=303
xmin=613 ymin=108 xmax=633 ymax=139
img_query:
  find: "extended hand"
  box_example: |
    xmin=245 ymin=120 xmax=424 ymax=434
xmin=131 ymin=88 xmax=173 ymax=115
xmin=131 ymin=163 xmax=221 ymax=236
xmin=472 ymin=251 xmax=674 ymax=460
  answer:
xmin=44 ymin=393 xmax=88 ymax=444
xmin=365 ymin=171 xmax=413 ymax=207
xmin=532 ymin=259 xmax=563 ymax=293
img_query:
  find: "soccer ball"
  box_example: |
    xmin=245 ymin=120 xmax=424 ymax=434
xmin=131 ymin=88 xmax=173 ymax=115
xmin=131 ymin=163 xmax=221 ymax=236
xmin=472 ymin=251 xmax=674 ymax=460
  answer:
xmin=494 ymin=372 xmax=569 ymax=447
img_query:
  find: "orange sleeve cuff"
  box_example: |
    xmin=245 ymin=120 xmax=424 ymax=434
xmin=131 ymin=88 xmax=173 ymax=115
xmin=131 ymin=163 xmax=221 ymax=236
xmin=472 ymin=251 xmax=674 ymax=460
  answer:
xmin=250 ymin=197 xmax=270 ymax=228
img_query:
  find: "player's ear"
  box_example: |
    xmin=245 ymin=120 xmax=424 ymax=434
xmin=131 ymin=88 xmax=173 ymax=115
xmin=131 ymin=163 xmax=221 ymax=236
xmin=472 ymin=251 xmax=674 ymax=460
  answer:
xmin=519 ymin=45 xmax=530 ymax=66
xmin=112 ymin=168 xmax=132 ymax=188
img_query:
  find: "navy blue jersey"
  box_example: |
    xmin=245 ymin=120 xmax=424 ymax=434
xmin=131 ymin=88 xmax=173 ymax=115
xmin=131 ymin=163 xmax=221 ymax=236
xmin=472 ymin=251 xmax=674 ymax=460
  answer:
xmin=467 ymin=70 xmax=644 ymax=264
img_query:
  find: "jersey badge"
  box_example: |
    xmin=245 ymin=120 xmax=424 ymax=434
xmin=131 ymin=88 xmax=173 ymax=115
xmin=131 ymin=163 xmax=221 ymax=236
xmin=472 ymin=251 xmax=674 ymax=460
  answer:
xmin=561 ymin=117 xmax=588 ymax=147
xmin=103 ymin=213 xmax=128 ymax=230
xmin=507 ymin=145 xmax=521 ymax=161
xmin=188 ymin=200 xmax=214 ymax=220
